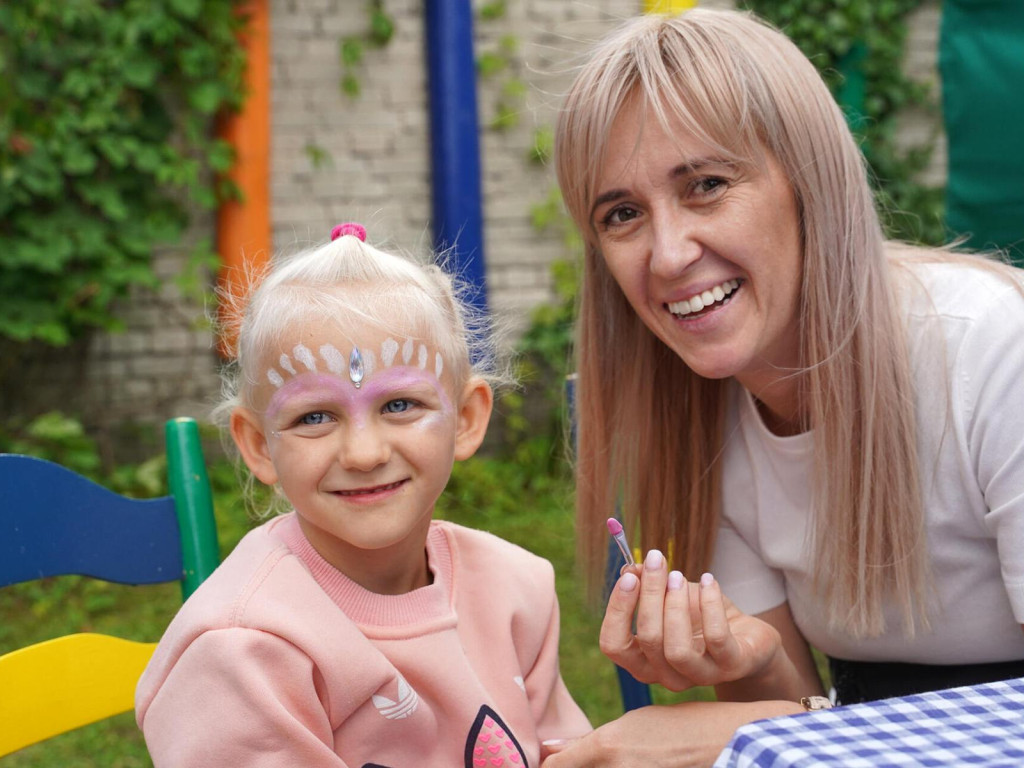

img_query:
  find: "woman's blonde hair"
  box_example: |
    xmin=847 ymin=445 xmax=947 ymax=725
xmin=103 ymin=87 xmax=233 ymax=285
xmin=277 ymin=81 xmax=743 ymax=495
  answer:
xmin=556 ymin=8 xmax=928 ymax=637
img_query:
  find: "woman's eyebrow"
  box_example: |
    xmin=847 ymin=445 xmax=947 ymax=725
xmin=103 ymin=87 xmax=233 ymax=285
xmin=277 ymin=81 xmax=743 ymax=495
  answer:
xmin=590 ymin=188 xmax=629 ymax=221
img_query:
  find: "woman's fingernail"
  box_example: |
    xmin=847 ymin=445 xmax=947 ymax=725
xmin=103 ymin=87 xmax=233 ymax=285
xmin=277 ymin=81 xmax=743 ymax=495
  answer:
xmin=542 ymin=739 xmax=567 ymax=747
xmin=644 ymin=549 xmax=664 ymax=571
xmin=667 ymin=570 xmax=684 ymax=590
xmin=619 ymin=572 xmax=639 ymax=592
xmin=700 ymin=572 xmax=714 ymax=588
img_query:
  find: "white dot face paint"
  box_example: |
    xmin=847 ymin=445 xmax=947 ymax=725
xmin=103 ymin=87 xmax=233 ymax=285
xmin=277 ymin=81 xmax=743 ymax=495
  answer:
xmin=293 ymin=344 xmax=317 ymax=372
xmin=320 ymin=344 xmax=345 ymax=375
xmin=263 ymin=336 xmax=452 ymax=411
xmin=381 ymin=338 xmax=399 ymax=367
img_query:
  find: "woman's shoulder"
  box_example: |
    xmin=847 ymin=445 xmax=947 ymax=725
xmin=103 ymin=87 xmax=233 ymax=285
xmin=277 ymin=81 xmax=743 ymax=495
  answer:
xmin=894 ymin=252 xmax=1024 ymax=321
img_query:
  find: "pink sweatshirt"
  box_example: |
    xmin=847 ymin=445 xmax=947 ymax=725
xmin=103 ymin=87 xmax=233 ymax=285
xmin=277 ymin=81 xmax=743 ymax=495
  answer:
xmin=136 ymin=514 xmax=591 ymax=767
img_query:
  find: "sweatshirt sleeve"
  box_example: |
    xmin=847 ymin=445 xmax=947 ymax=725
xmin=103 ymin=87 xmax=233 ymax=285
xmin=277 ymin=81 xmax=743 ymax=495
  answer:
xmin=519 ymin=561 xmax=593 ymax=743
xmin=139 ymin=627 xmax=348 ymax=768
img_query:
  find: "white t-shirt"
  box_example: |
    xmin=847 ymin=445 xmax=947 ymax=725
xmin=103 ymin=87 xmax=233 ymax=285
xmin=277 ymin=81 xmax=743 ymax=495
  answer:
xmin=712 ymin=260 xmax=1024 ymax=663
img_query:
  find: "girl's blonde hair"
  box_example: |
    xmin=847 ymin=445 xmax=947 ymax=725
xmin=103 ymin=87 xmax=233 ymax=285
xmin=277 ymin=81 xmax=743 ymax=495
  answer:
xmin=216 ymin=231 xmax=504 ymax=435
xmin=556 ymin=8 xmax=928 ymax=637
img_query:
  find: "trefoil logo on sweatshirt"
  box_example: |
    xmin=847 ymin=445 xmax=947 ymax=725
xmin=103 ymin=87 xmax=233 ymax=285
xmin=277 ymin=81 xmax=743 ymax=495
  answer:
xmin=371 ymin=672 xmax=419 ymax=720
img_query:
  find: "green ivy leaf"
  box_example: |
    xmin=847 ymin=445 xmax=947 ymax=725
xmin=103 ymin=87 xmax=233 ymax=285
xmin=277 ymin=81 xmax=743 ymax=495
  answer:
xmin=341 ymin=38 xmax=363 ymax=67
xmin=188 ymin=81 xmax=224 ymax=115
xmin=63 ymin=141 xmax=98 ymax=175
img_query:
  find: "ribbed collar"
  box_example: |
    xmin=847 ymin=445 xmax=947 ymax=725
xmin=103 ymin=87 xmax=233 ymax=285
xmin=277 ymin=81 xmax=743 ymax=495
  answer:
xmin=272 ymin=513 xmax=457 ymax=637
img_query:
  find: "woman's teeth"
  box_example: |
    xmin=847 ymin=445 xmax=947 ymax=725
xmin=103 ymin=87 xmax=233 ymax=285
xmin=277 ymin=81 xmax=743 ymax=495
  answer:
xmin=668 ymin=279 xmax=740 ymax=317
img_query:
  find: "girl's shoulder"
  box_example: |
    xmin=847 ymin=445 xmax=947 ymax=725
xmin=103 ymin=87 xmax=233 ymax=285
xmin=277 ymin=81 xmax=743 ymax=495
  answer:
xmin=432 ymin=519 xmax=555 ymax=583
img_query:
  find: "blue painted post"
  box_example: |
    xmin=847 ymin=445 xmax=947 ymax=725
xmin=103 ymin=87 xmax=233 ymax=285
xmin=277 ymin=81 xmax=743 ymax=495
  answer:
xmin=424 ymin=0 xmax=489 ymax=318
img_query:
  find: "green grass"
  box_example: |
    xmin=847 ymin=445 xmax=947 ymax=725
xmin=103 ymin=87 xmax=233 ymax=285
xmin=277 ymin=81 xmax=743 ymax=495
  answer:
xmin=1 ymin=450 xmax=709 ymax=765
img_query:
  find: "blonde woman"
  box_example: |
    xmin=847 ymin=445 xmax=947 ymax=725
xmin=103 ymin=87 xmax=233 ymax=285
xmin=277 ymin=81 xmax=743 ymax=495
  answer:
xmin=544 ymin=8 xmax=1024 ymax=767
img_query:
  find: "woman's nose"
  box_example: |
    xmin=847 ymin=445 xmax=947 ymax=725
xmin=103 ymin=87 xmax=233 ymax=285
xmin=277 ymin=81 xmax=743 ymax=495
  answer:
xmin=337 ymin=423 xmax=390 ymax=471
xmin=649 ymin=217 xmax=703 ymax=278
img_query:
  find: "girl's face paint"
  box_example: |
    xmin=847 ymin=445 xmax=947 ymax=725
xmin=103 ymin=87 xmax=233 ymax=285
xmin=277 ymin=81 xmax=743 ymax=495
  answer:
xmin=251 ymin=324 xmax=461 ymax=586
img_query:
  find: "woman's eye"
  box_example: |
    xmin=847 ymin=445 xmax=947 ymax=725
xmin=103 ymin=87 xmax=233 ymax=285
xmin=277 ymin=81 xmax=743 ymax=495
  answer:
xmin=383 ymin=399 xmax=415 ymax=414
xmin=601 ymin=205 xmax=640 ymax=228
xmin=299 ymin=411 xmax=332 ymax=426
xmin=693 ymin=177 xmax=727 ymax=196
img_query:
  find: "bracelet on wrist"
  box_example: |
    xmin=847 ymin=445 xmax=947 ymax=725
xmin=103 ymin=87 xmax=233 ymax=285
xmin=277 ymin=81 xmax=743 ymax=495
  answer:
xmin=800 ymin=696 xmax=833 ymax=711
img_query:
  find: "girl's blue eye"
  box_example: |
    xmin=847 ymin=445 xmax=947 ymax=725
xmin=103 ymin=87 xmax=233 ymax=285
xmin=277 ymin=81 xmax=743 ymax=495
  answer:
xmin=383 ymin=399 xmax=414 ymax=414
xmin=299 ymin=412 xmax=331 ymax=425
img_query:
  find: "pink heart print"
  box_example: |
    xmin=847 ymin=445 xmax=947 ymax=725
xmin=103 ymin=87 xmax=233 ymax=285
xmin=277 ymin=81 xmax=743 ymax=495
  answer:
xmin=464 ymin=706 xmax=529 ymax=768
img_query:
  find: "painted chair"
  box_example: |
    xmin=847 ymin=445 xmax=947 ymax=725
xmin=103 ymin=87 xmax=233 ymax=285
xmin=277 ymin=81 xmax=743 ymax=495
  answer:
xmin=0 ymin=417 xmax=220 ymax=757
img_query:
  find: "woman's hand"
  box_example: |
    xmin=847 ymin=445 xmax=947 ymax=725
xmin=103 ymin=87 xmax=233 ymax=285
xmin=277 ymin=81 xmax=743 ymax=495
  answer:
xmin=541 ymin=700 xmax=803 ymax=768
xmin=600 ymin=550 xmax=783 ymax=692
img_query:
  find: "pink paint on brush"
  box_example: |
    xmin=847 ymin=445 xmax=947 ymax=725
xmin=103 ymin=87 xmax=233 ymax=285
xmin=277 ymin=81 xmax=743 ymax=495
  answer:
xmin=606 ymin=518 xmax=635 ymax=566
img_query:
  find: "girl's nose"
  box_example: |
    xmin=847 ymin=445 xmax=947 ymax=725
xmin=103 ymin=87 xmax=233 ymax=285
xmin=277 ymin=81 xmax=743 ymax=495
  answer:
xmin=649 ymin=217 xmax=703 ymax=278
xmin=337 ymin=424 xmax=390 ymax=471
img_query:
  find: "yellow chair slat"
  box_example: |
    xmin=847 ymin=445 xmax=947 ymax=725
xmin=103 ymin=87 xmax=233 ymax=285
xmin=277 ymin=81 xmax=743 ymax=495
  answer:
xmin=0 ymin=633 xmax=157 ymax=757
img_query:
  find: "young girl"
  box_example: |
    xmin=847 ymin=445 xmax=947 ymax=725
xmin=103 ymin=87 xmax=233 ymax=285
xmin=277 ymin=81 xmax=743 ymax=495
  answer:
xmin=135 ymin=223 xmax=591 ymax=767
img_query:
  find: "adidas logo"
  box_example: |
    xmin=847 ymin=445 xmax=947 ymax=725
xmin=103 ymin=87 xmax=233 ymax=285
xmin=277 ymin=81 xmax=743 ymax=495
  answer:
xmin=371 ymin=673 xmax=419 ymax=720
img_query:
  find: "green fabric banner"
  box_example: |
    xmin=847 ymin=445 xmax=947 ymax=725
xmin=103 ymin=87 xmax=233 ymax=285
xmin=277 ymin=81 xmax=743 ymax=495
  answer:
xmin=940 ymin=0 xmax=1024 ymax=263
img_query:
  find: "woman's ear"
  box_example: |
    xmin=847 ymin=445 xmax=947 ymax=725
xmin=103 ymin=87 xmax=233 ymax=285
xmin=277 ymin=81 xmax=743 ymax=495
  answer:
xmin=454 ymin=377 xmax=494 ymax=461
xmin=230 ymin=407 xmax=279 ymax=486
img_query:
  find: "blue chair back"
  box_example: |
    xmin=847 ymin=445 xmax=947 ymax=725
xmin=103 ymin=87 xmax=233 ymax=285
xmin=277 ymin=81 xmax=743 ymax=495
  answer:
xmin=0 ymin=417 xmax=220 ymax=756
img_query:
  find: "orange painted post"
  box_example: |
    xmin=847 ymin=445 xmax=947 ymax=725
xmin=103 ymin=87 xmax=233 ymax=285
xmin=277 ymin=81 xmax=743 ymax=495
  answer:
xmin=216 ymin=0 xmax=271 ymax=358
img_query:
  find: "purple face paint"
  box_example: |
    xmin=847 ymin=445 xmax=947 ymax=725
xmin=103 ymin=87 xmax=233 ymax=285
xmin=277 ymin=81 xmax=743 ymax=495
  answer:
xmin=266 ymin=367 xmax=453 ymax=429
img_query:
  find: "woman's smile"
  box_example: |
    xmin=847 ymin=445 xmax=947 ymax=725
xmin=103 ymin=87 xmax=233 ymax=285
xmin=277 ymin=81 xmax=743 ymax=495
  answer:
xmin=667 ymin=278 xmax=742 ymax=318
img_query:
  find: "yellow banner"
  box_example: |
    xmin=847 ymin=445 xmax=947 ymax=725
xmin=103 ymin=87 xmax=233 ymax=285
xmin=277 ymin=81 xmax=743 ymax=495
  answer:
xmin=644 ymin=0 xmax=698 ymax=13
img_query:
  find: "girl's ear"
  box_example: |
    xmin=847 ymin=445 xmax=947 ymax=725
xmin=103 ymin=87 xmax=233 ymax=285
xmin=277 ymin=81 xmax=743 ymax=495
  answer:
xmin=230 ymin=407 xmax=279 ymax=486
xmin=454 ymin=377 xmax=494 ymax=461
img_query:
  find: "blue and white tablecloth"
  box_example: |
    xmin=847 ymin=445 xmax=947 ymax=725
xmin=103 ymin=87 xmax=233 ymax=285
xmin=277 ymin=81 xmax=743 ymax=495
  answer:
xmin=713 ymin=677 xmax=1024 ymax=767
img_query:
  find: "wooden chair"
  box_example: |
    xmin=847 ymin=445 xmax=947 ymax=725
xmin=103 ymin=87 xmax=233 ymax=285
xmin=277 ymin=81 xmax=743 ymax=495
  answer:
xmin=0 ymin=417 xmax=220 ymax=757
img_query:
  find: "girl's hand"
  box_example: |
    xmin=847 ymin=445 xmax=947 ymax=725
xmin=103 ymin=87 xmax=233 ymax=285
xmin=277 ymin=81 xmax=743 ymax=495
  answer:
xmin=600 ymin=550 xmax=783 ymax=691
xmin=541 ymin=700 xmax=803 ymax=768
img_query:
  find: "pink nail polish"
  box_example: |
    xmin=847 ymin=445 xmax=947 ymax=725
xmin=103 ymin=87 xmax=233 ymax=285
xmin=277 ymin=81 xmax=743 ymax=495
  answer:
xmin=644 ymin=549 xmax=664 ymax=571
xmin=700 ymin=572 xmax=714 ymax=587
xmin=667 ymin=570 xmax=684 ymax=590
xmin=620 ymin=572 xmax=639 ymax=592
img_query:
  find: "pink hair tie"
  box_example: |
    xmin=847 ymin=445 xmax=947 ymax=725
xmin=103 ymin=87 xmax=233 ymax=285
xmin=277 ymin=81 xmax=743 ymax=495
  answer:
xmin=331 ymin=222 xmax=367 ymax=242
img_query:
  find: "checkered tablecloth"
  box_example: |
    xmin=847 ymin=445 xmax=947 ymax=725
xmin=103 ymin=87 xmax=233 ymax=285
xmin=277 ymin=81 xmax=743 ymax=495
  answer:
xmin=713 ymin=677 xmax=1024 ymax=767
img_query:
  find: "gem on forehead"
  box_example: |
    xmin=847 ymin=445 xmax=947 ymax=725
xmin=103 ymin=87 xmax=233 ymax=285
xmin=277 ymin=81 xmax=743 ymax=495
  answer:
xmin=349 ymin=347 xmax=365 ymax=389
